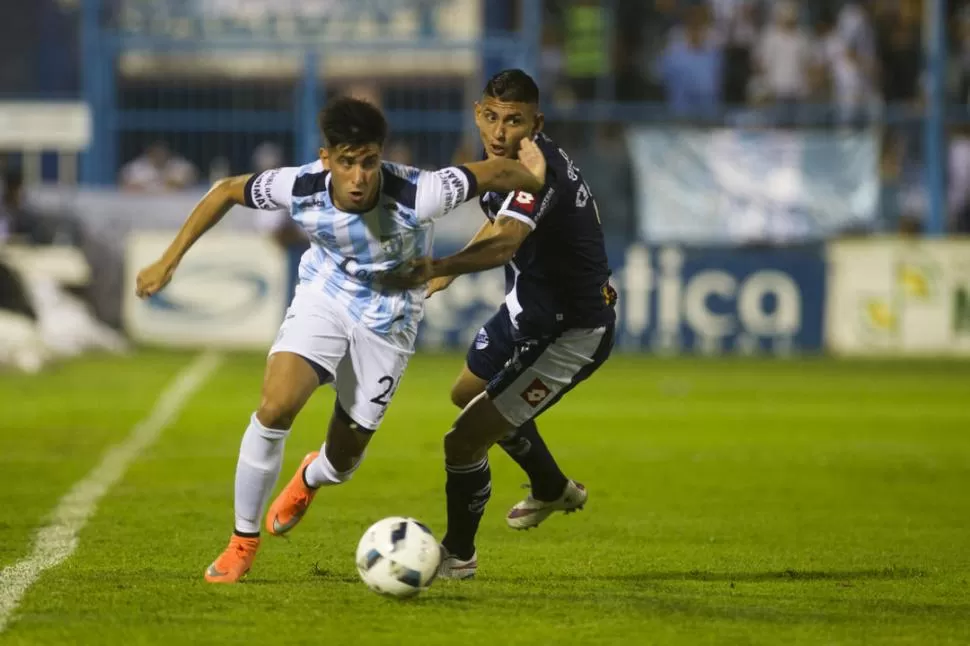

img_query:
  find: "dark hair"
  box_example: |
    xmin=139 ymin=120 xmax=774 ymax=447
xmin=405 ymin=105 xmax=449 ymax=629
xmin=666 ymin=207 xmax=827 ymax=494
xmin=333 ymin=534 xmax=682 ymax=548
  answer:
xmin=483 ymin=69 xmax=540 ymax=105
xmin=318 ymin=96 xmax=388 ymax=149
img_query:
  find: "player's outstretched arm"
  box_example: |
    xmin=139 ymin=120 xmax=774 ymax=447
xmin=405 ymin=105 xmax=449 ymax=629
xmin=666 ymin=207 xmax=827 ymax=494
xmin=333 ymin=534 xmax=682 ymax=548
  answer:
xmin=383 ymin=216 xmax=531 ymax=290
xmin=389 ymin=139 xmax=548 ymax=290
xmin=430 ymin=216 xmax=530 ymax=276
xmin=425 ymin=220 xmax=492 ymax=297
xmin=135 ymin=174 xmax=252 ymax=298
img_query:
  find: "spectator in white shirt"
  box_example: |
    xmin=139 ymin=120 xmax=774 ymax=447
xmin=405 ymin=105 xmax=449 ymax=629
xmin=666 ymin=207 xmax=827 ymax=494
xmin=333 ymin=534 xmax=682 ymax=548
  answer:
xmin=814 ymin=12 xmax=876 ymax=127
xmin=755 ymin=1 xmax=814 ymax=124
xmin=119 ymin=142 xmax=198 ymax=193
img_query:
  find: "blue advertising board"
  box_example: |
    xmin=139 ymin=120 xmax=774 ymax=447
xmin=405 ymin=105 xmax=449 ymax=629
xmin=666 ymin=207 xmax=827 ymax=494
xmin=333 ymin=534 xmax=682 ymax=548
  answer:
xmin=417 ymin=244 xmax=826 ymax=355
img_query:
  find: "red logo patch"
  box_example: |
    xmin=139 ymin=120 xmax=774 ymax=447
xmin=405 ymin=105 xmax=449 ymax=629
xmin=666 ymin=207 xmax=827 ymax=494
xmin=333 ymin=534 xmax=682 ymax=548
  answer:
xmin=513 ymin=191 xmax=536 ymax=213
xmin=519 ymin=378 xmax=551 ymax=407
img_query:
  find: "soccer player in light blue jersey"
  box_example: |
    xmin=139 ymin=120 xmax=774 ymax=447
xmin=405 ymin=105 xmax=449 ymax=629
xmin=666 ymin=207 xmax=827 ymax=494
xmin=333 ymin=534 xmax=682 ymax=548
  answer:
xmin=134 ymin=96 xmax=547 ymax=583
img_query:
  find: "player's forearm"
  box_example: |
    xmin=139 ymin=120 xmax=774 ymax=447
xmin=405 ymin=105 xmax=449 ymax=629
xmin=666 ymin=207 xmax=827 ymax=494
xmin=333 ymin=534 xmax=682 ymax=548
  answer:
xmin=431 ymin=235 xmax=516 ymax=278
xmin=435 ymin=222 xmax=494 ymax=280
xmin=457 ymin=221 xmax=501 ymax=263
xmin=160 ymin=180 xmax=237 ymax=265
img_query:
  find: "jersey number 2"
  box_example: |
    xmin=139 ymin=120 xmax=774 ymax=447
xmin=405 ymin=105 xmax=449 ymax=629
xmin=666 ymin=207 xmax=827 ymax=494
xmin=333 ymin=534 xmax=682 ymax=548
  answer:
xmin=370 ymin=376 xmax=397 ymax=407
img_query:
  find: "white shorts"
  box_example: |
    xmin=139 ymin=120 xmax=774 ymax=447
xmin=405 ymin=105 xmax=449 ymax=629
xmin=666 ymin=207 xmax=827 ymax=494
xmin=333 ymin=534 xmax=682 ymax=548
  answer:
xmin=269 ymin=285 xmax=415 ymax=431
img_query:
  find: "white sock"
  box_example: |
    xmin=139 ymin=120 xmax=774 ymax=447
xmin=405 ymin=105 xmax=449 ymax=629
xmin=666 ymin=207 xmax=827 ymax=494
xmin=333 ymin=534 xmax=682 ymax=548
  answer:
xmin=304 ymin=444 xmax=362 ymax=488
xmin=234 ymin=413 xmax=290 ymax=534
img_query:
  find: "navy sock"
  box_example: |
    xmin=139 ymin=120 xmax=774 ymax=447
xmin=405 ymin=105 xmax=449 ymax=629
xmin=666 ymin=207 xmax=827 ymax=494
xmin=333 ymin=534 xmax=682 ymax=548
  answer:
xmin=498 ymin=420 xmax=568 ymax=502
xmin=441 ymin=457 xmax=491 ymax=561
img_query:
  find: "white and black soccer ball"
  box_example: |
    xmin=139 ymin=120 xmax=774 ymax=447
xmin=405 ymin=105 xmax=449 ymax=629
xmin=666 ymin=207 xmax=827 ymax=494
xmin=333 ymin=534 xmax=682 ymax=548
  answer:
xmin=355 ymin=516 xmax=442 ymax=598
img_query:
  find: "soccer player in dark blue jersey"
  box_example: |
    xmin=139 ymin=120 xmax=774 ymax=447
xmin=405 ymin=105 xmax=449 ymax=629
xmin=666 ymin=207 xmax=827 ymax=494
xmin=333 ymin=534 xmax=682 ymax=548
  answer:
xmin=386 ymin=69 xmax=617 ymax=578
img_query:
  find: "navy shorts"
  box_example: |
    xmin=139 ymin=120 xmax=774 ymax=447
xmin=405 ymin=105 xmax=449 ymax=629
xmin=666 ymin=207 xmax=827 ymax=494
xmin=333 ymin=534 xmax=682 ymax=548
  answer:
xmin=465 ymin=305 xmax=614 ymax=426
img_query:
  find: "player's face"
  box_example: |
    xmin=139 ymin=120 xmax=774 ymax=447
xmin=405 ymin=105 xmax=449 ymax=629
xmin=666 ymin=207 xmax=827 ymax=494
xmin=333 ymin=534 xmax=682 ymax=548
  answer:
xmin=320 ymin=143 xmax=383 ymax=211
xmin=475 ymin=97 xmax=543 ymax=160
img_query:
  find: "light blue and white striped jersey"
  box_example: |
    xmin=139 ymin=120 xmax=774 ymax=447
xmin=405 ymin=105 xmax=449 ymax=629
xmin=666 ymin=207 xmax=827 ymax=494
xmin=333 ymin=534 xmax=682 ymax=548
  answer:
xmin=244 ymin=160 xmax=476 ymax=334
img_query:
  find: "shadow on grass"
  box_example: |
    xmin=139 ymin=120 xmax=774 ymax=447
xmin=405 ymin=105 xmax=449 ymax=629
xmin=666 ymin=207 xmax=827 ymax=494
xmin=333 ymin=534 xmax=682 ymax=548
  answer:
xmin=309 ymin=564 xmax=360 ymax=584
xmin=307 ymin=564 xmax=473 ymax=603
xmin=474 ymin=568 xmax=970 ymax=626
xmin=302 ymin=564 xmax=928 ymax=589
xmin=599 ymin=567 xmax=927 ymax=584
xmin=483 ymin=566 xmax=927 ymax=586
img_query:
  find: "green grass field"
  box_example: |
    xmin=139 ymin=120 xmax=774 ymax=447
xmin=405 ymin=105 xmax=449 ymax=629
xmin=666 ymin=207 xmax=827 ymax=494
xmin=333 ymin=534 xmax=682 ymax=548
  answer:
xmin=1 ymin=351 xmax=969 ymax=645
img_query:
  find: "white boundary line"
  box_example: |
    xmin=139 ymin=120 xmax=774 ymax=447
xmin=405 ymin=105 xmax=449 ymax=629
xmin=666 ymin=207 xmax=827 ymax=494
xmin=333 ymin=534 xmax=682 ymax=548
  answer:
xmin=0 ymin=351 xmax=223 ymax=633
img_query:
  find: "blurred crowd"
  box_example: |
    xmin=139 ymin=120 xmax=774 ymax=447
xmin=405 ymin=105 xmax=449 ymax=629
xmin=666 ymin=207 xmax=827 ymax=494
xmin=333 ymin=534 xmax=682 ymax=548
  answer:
xmin=539 ymin=0 xmax=966 ymax=117
xmin=4 ymin=0 xmax=970 ymax=237
xmin=537 ymin=0 xmax=970 ymax=234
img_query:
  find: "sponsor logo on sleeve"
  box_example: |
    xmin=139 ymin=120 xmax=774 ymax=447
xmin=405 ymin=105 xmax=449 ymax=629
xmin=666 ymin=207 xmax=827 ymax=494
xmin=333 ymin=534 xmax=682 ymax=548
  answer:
xmin=519 ymin=377 xmax=551 ymax=407
xmin=513 ymin=191 xmax=536 ymax=213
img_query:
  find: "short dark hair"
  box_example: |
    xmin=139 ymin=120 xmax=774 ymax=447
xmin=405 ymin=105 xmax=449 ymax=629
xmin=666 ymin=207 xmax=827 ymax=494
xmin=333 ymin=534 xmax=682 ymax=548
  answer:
xmin=483 ymin=69 xmax=540 ymax=105
xmin=318 ymin=96 xmax=388 ymax=149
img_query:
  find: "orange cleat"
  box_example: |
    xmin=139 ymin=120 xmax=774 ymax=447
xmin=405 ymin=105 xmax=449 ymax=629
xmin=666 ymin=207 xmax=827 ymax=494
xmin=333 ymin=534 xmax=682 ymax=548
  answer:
xmin=265 ymin=451 xmax=320 ymax=536
xmin=204 ymin=534 xmax=259 ymax=583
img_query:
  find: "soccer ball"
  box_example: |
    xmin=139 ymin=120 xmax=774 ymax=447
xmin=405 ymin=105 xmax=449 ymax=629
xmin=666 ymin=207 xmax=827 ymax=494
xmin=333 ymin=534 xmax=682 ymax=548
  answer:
xmin=355 ymin=516 xmax=442 ymax=598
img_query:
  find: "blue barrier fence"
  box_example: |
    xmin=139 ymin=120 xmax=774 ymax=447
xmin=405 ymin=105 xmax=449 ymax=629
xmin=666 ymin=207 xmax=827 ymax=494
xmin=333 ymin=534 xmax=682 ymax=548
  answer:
xmin=79 ymin=0 xmax=541 ymax=186
xmin=416 ymin=243 xmax=826 ymax=355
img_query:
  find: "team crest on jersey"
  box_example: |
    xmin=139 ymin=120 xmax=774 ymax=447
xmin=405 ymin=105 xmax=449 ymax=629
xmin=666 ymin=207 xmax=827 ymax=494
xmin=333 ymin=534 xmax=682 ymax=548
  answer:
xmin=312 ymin=229 xmax=337 ymax=247
xmin=513 ymin=191 xmax=536 ymax=213
xmin=519 ymin=378 xmax=551 ymax=407
xmin=380 ymin=235 xmax=403 ymax=256
xmin=474 ymin=327 xmax=489 ymax=350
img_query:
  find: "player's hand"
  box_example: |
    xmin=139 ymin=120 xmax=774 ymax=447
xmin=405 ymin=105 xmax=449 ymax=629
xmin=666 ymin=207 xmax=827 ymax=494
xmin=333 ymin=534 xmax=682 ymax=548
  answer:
xmin=135 ymin=258 xmax=177 ymax=299
xmin=518 ymin=138 xmax=547 ymax=188
xmin=380 ymin=257 xmax=435 ymax=290
xmin=425 ymin=275 xmax=455 ymax=298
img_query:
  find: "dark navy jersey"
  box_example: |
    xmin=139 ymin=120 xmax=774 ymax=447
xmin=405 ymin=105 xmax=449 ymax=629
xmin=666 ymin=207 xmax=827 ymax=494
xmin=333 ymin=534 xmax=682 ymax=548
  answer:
xmin=479 ymin=132 xmax=616 ymax=335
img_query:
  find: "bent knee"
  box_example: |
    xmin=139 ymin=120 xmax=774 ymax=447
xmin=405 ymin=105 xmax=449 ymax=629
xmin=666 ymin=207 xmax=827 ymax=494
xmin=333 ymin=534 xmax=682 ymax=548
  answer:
xmin=450 ymin=380 xmax=486 ymax=409
xmin=450 ymin=386 xmax=473 ymax=409
xmin=257 ymin=396 xmax=300 ymax=430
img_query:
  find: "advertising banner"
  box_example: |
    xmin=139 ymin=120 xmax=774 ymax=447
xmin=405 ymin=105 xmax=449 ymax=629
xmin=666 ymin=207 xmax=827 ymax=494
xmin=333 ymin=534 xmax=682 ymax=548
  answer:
xmin=826 ymin=239 xmax=970 ymax=356
xmin=124 ymin=232 xmax=288 ymax=349
xmin=418 ymin=244 xmax=827 ymax=355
